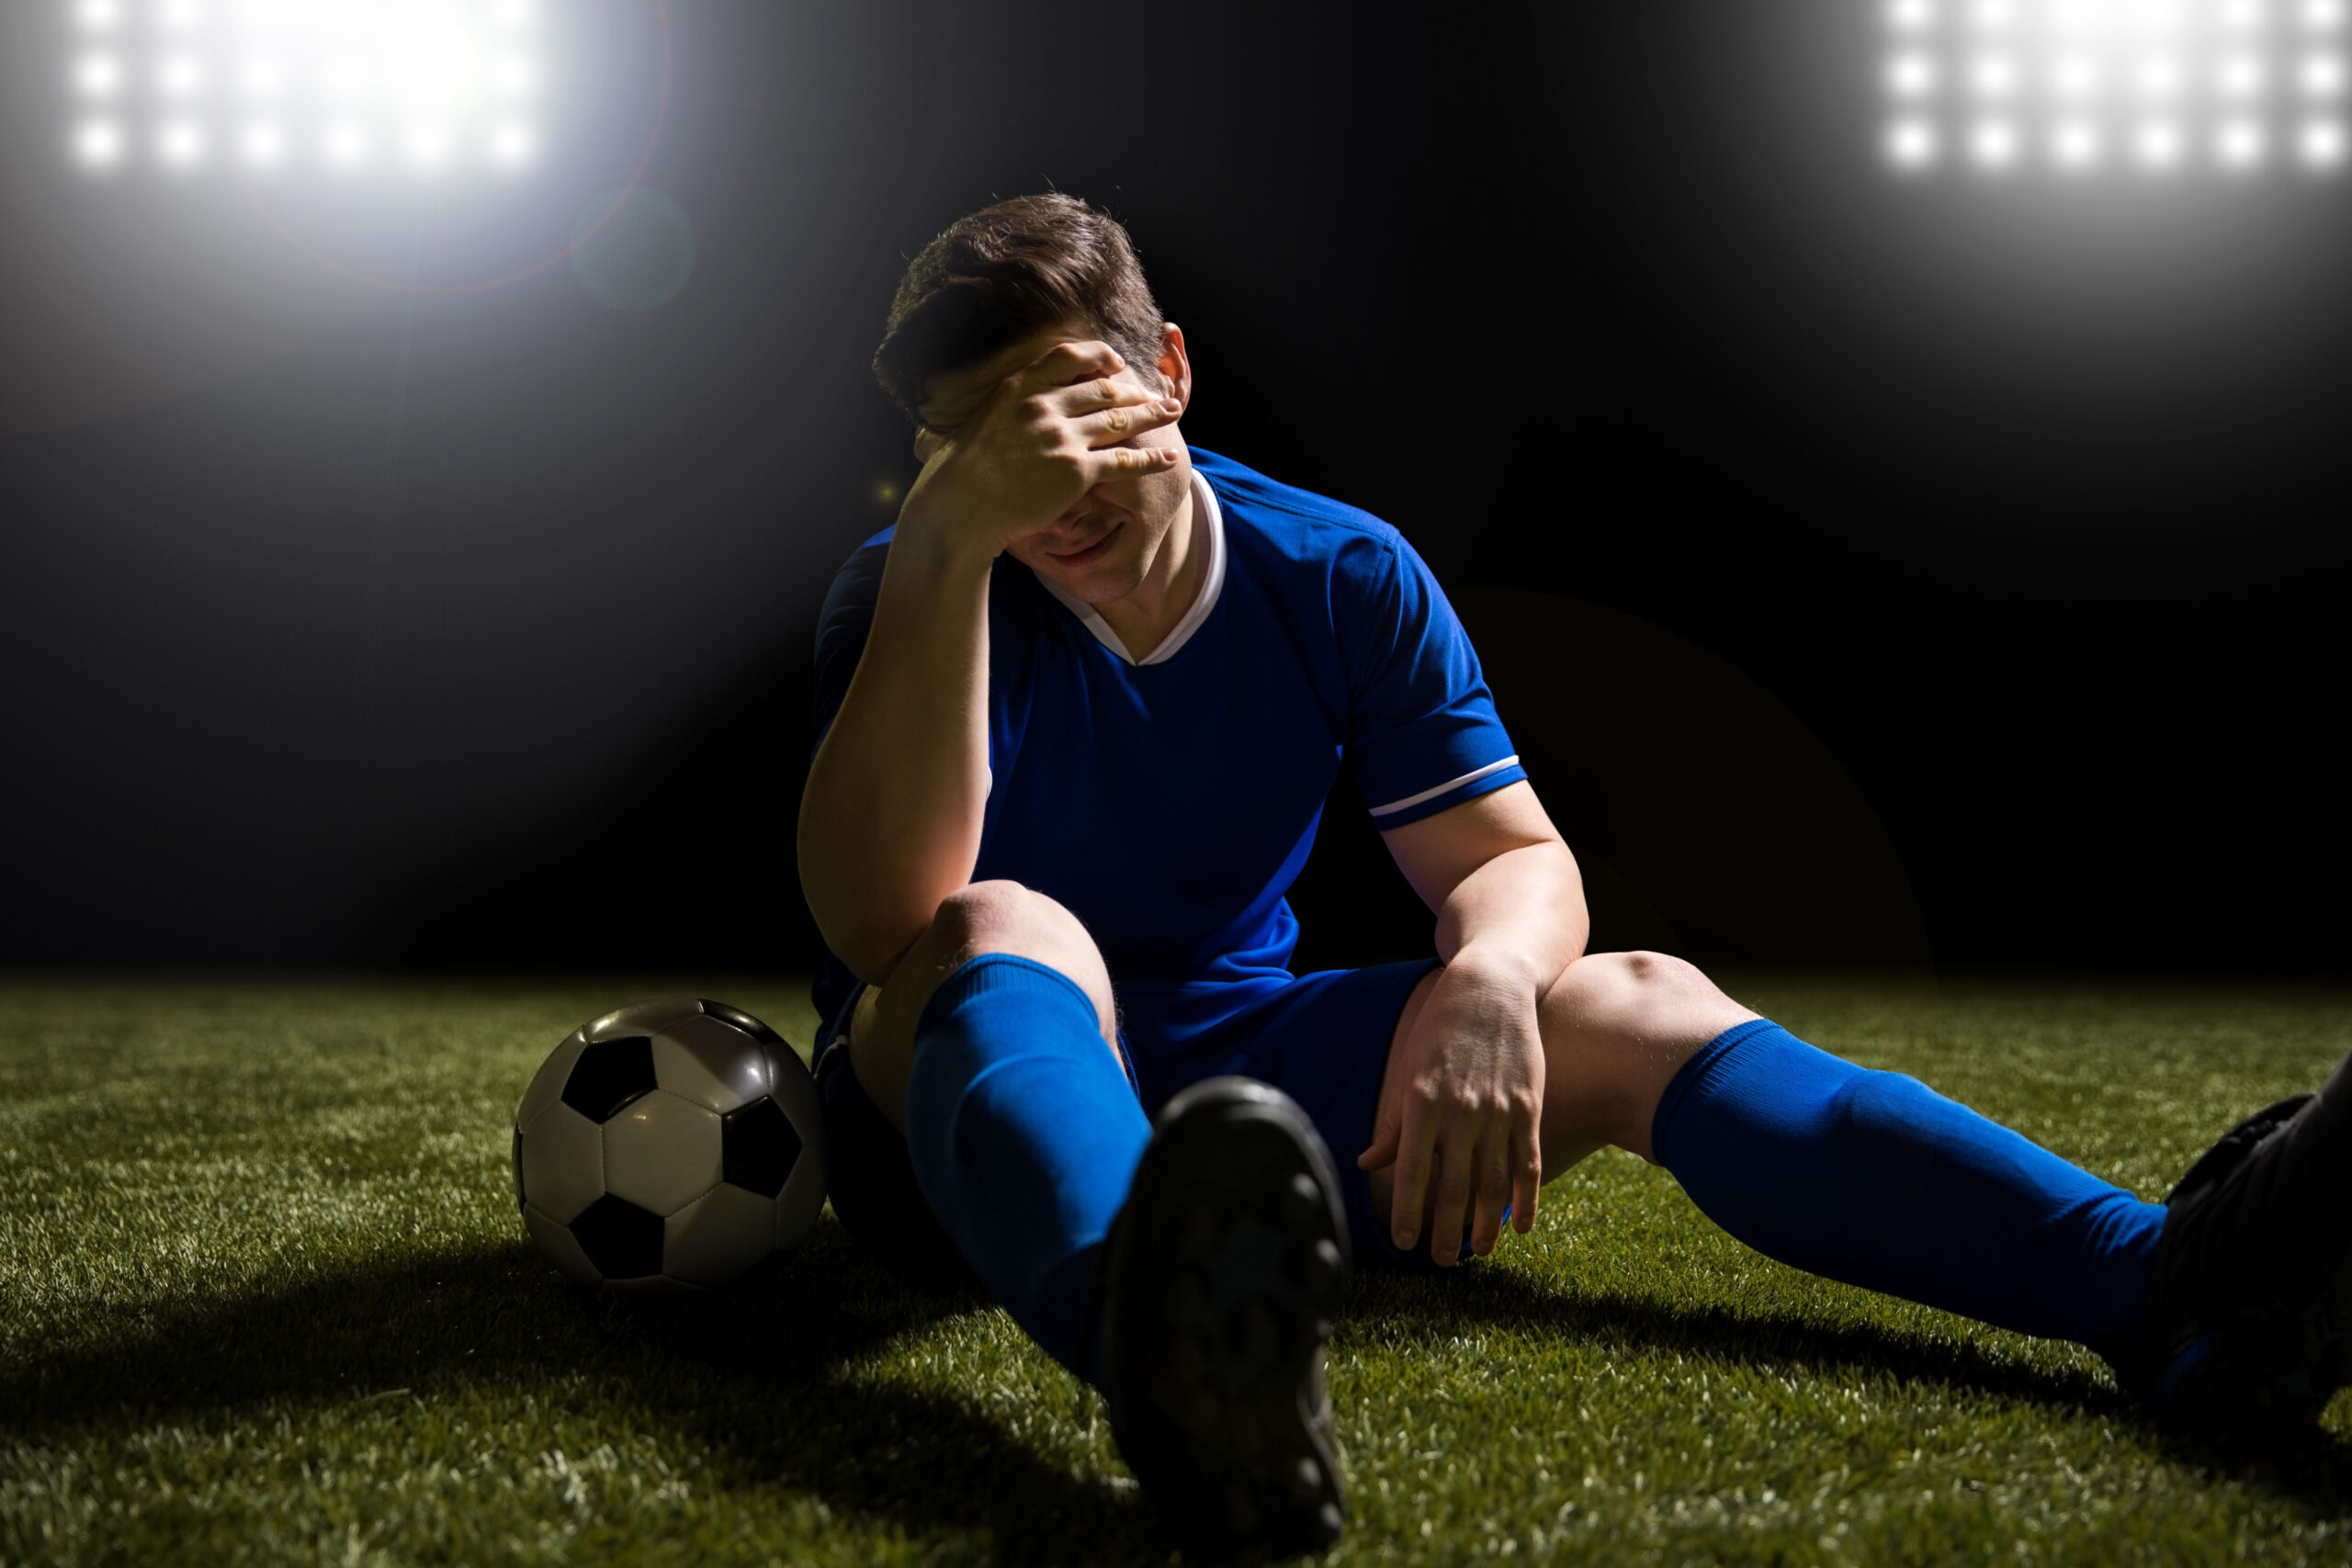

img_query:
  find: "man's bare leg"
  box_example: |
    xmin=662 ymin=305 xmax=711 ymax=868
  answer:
xmin=1369 ymin=950 xmax=1756 ymax=1249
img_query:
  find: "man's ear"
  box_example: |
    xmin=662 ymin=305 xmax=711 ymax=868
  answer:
xmin=1156 ymin=321 xmax=1193 ymax=412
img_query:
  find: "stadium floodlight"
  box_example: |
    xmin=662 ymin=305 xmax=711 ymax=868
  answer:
xmin=2053 ymin=115 xmax=2108 ymax=163
xmin=321 ymin=119 xmax=370 ymax=168
xmin=1889 ymin=116 xmax=1942 ymax=165
xmin=157 ymin=118 xmax=206 ymax=166
xmin=239 ymin=118 xmax=282 ymax=165
xmin=73 ymin=118 xmax=123 ymax=164
xmin=74 ymin=54 xmax=122 ymax=96
xmin=1883 ymin=0 xmax=2348 ymax=177
xmin=1973 ymin=116 xmax=2024 ymax=164
xmin=61 ymin=0 xmax=542 ymax=176
xmin=2219 ymin=114 xmax=2271 ymax=161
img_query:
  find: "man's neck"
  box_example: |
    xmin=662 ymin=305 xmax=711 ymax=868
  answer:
xmin=1094 ymin=480 xmax=1201 ymax=663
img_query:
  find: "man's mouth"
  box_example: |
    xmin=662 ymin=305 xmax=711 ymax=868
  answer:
xmin=1048 ymin=520 xmax=1122 ymax=567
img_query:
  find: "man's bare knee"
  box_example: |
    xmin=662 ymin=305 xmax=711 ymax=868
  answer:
xmin=1547 ymin=950 xmax=1739 ymax=1033
xmin=922 ymin=881 xmax=1114 ymax=1021
xmin=848 ymin=880 xmax=1117 ymax=1131
xmin=1537 ymin=950 xmax=1758 ymax=1167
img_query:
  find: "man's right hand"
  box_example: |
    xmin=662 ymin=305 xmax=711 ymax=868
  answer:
xmin=898 ymin=340 xmax=1185 ymax=555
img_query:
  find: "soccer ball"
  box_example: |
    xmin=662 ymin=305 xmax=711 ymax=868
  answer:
xmin=512 ymin=997 xmax=828 ymax=1291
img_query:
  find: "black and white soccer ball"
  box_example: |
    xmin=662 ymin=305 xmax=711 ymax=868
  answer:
xmin=512 ymin=997 xmax=828 ymax=1291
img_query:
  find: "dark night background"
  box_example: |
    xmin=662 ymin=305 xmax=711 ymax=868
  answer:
xmin=4 ymin=0 xmax=2348 ymax=980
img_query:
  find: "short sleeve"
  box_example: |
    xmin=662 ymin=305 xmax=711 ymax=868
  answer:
xmin=810 ymin=528 xmax=893 ymax=760
xmin=1340 ymin=532 xmax=1525 ymax=829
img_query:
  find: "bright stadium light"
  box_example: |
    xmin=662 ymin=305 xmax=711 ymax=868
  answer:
xmin=73 ymin=118 xmax=123 ymax=165
xmin=1882 ymin=0 xmax=2351 ymax=178
xmin=157 ymin=56 xmax=204 ymax=97
xmin=74 ymin=54 xmax=122 ymax=96
xmin=2219 ymin=114 xmax=2271 ymax=162
xmin=1888 ymin=116 xmax=1942 ymax=167
xmin=2136 ymin=117 xmax=2186 ymax=166
xmin=1973 ymin=52 xmax=2021 ymax=95
xmin=59 ymin=0 xmax=548 ymax=175
xmin=239 ymin=118 xmax=283 ymax=165
xmin=403 ymin=123 xmax=450 ymax=169
xmin=1972 ymin=116 xmax=2023 ymax=165
xmin=488 ymin=119 xmax=535 ymax=165
xmin=157 ymin=118 xmax=206 ymax=167
xmin=2053 ymin=115 xmax=2107 ymax=164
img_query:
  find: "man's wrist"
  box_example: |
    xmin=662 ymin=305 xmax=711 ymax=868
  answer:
xmin=1442 ymin=942 xmax=1552 ymax=998
xmin=888 ymin=498 xmax=1005 ymax=579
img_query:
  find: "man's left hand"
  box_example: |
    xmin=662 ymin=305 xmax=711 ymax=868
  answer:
xmin=1359 ymin=956 xmax=1545 ymax=1266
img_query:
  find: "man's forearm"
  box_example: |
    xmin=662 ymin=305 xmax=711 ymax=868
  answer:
xmin=797 ymin=525 xmax=997 ymax=982
xmin=1436 ymin=840 xmax=1589 ymax=993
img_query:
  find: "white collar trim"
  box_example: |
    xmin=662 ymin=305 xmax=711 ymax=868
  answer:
xmin=1034 ymin=466 xmax=1227 ymax=667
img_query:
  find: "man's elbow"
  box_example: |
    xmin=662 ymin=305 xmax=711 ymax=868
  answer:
xmin=799 ymin=856 xmax=934 ymax=987
xmin=808 ymin=902 xmax=925 ymax=989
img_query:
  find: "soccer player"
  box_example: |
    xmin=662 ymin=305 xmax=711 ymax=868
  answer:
xmin=797 ymin=193 xmax=2352 ymax=1557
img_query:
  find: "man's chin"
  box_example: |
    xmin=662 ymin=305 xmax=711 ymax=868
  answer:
xmin=1033 ymin=525 xmax=1139 ymax=599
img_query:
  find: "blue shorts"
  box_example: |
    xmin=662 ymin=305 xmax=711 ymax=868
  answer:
xmin=813 ymin=957 xmax=1444 ymax=1278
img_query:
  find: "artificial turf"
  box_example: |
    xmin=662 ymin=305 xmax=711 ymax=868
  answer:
xmin=5 ymin=975 xmax=2352 ymax=1566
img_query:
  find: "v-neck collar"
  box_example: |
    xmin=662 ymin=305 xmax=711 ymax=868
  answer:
xmin=1032 ymin=467 xmax=1227 ymax=667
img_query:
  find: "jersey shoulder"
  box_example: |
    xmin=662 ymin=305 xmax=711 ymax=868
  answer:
xmin=1191 ymin=446 xmax=1403 ymax=565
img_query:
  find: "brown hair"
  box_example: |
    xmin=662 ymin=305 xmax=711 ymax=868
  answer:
xmin=873 ymin=193 xmax=1165 ymax=425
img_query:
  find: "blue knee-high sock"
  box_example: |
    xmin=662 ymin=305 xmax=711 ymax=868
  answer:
xmin=901 ymin=953 xmax=1152 ymax=1382
xmin=1650 ymin=1020 xmax=2165 ymax=1342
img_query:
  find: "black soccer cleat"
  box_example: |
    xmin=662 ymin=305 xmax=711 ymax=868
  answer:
xmin=1100 ymin=1077 xmax=1351 ymax=1559
xmin=2092 ymin=1046 xmax=2352 ymax=1421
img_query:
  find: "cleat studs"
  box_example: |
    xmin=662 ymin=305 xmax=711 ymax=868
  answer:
xmin=1293 ymin=1455 xmax=1322 ymax=1492
xmin=1317 ymin=1501 xmax=1344 ymax=1537
xmin=1292 ymin=1236 xmax=1343 ymax=1292
xmin=1277 ymin=1171 xmax=1321 ymax=1224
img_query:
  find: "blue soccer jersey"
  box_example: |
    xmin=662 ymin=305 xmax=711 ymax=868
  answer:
xmin=808 ymin=446 xmax=1525 ymax=1028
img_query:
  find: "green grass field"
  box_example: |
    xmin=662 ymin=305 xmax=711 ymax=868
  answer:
xmin=6 ymin=976 xmax=2352 ymax=1566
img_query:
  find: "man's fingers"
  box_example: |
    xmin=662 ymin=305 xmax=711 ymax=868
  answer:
xmin=1511 ymin=1124 xmax=1542 ymax=1235
xmin=1470 ymin=1136 xmax=1512 ymax=1258
xmin=1022 ymin=340 xmax=1125 ymax=386
xmin=1087 ymin=445 xmax=1182 ymax=479
xmin=1387 ymin=1111 xmax=1438 ymax=1252
xmin=1052 ymin=371 xmax=1167 ymax=418
xmin=1077 ymin=397 xmax=1184 ymax=447
xmin=1429 ymin=1153 xmax=1474 ymax=1269
xmin=1359 ymin=1109 xmax=1401 ymax=1172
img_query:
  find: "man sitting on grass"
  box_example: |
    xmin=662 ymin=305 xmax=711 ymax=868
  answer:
xmin=797 ymin=191 xmax=2352 ymax=1558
